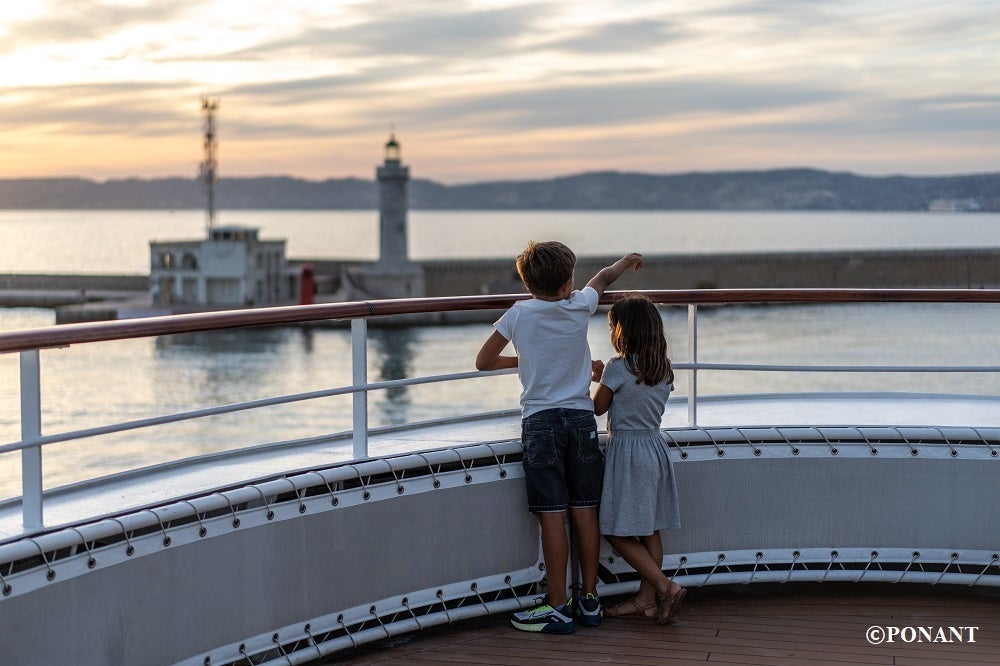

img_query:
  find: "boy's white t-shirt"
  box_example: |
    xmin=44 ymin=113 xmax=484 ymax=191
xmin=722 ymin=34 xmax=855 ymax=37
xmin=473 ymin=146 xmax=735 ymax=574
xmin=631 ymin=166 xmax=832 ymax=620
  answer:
xmin=494 ymin=286 xmax=599 ymax=418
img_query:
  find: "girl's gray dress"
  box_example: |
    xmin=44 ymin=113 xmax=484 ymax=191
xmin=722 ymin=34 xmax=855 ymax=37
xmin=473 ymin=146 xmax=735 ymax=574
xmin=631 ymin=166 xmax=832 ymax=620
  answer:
xmin=599 ymin=357 xmax=681 ymax=537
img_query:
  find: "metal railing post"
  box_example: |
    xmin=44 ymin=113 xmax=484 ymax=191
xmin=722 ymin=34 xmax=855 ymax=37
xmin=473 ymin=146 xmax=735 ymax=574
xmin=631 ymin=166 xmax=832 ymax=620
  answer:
xmin=20 ymin=350 xmax=43 ymax=530
xmin=687 ymin=304 xmax=698 ymax=427
xmin=351 ymin=318 xmax=369 ymax=459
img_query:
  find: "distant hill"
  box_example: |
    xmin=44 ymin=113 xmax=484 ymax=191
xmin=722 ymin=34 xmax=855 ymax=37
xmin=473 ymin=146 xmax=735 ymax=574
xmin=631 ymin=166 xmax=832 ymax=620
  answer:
xmin=1 ymin=169 xmax=998 ymax=211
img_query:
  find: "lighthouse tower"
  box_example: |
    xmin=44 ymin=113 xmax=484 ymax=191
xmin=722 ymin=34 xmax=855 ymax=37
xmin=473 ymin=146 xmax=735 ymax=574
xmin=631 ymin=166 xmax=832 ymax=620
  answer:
xmin=376 ymin=133 xmax=413 ymax=271
xmin=343 ymin=134 xmax=425 ymax=299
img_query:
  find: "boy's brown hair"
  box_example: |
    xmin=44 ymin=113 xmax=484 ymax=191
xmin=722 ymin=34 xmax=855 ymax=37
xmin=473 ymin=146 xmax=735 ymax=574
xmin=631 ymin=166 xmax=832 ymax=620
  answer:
xmin=515 ymin=240 xmax=576 ymax=297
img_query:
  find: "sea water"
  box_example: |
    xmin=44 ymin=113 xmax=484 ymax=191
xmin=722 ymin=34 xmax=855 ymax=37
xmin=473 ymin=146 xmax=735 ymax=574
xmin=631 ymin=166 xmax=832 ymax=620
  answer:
xmin=1 ymin=209 xmax=999 ymax=274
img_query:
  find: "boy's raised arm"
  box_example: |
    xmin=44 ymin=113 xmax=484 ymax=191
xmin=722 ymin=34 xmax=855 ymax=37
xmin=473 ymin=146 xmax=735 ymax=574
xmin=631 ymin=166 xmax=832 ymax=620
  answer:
xmin=586 ymin=253 xmax=643 ymax=296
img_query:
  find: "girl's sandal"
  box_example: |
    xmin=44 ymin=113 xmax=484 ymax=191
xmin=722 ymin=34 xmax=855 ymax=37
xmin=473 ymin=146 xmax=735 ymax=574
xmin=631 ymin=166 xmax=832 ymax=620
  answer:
xmin=656 ymin=586 xmax=687 ymax=625
xmin=605 ymin=597 xmax=658 ymax=620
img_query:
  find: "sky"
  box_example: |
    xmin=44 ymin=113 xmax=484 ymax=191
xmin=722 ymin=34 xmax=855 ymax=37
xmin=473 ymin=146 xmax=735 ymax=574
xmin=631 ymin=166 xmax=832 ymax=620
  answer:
xmin=1 ymin=0 xmax=999 ymax=184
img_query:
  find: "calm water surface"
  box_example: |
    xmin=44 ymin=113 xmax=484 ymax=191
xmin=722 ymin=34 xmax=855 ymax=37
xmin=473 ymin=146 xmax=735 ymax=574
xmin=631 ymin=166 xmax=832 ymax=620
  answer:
xmin=1 ymin=209 xmax=999 ymax=273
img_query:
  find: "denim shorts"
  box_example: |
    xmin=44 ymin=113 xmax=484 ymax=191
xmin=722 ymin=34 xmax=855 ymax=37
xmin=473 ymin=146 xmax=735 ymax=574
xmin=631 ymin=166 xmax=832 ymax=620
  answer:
xmin=520 ymin=408 xmax=603 ymax=512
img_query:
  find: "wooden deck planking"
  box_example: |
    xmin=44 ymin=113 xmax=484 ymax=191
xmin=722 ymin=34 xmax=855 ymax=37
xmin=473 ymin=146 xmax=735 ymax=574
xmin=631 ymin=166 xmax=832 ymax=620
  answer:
xmin=323 ymin=584 xmax=1000 ymax=665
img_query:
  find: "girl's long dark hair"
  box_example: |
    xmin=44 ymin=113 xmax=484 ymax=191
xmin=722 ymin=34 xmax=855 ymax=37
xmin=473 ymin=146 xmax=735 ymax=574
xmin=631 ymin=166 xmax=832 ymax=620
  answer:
xmin=609 ymin=293 xmax=674 ymax=386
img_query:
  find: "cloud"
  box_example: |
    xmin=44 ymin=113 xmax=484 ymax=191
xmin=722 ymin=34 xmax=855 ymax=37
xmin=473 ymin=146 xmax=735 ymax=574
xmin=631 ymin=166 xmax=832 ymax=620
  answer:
xmin=709 ymin=92 xmax=1000 ymax=142
xmin=382 ymin=76 xmax=848 ymax=133
xmin=192 ymin=65 xmax=850 ymax=144
xmin=213 ymin=2 xmax=551 ymax=63
xmin=881 ymin=94 xmax=1000 ymax=135
xmin=541 ymin=19 xmax=690 ymax=54
xmin=0 ymin=0 xmax=202 ymax=52
xmin=0 ymin=81 xmax=194 ymax=135
xmin=703 ymin=0 xmax=1000 ymax=52
xmin=220 ymin=65 xmax=423 ymax=102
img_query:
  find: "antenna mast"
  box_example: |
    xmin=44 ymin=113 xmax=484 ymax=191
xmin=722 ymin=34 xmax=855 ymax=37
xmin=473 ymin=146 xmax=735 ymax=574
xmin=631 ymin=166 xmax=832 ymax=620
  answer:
xmin=199 ymin=97 xmax=220 ymax=230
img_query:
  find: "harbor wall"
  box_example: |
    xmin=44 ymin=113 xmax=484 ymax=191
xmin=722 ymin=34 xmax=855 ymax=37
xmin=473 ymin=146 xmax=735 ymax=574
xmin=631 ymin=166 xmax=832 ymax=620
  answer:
xmin=0 ymin=274 xmax=149 ymax=309
xmin=0 ymin=274 xmax=148 ymax=291
xmin=307 ymin=247 xmax=1000 ymax=295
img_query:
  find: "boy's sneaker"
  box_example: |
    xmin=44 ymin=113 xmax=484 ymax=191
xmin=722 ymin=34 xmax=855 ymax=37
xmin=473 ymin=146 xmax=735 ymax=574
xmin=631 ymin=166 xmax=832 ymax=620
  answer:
xmin=571 ymin=593 xmax=603 ymax=627
xmin=511 ymin=595 xmax=548 ymax=622
xmin=510 ymin=601 xmax=576 ymax=634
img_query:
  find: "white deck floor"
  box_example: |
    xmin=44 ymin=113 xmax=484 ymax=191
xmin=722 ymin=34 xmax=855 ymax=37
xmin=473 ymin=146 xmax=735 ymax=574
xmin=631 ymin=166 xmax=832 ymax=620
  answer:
xmin=1 ymin=392 xmax=998 ymax=542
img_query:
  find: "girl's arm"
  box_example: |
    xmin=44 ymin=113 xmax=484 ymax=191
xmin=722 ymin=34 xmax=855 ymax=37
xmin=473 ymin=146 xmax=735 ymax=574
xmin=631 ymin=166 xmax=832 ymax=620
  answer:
xmin=592 ymin=384 xmax=613 ymax=416
xmin=475 ymin=330 xmax=518 ymax=371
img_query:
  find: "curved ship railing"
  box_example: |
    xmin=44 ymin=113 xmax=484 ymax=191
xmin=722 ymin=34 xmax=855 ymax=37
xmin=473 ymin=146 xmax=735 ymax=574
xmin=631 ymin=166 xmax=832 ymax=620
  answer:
xmin=0 ymin=289 xmax=999 ymax=666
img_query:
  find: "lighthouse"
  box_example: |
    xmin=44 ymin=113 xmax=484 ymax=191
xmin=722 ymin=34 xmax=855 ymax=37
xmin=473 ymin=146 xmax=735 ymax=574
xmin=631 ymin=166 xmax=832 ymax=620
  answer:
xmin=376 ymin=133 xmax=413 ymax=271
xmin=343 ymin=134 xmax=425 ymax=299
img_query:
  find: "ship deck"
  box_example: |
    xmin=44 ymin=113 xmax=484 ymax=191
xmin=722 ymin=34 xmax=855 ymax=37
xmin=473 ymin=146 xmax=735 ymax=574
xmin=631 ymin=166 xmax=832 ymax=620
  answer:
xmin=328 ymin=584 xmax=1000 ymax=665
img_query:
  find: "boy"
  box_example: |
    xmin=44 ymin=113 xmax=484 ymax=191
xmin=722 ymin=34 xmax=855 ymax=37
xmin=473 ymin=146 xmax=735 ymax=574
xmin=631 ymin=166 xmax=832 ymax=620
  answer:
xmin=475 ymin=241 xmax=643 ymax=634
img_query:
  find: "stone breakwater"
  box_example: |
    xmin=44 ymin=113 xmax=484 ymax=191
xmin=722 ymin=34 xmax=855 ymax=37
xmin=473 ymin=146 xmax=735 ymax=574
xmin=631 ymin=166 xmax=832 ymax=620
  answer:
xmin=309 ymin=247 xmax=1000 ymax=296
xmin=0 ymin=274 xmax=148 ymax=309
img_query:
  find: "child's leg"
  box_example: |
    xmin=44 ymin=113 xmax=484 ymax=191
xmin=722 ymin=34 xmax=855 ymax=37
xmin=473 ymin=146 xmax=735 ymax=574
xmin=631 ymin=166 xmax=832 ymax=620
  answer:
xmin=640 ymin=532 xmax=664 ymax=576
xmin=606 ymin=532 xmax=685 ymax=623
xmin=568 ymin=506 xmax=601 ymax=594
xmin=631 ymin=533 xmax=660 ymax=609
xmin=641 ymin=531 xmax=682 ymax=596
xmin=638 ymin=532 xmax=679 ymax=598
xmin=537 ymin=510 xmax=569 ymax=607
xmin=605 ymin=533 xmax=674 ymax=596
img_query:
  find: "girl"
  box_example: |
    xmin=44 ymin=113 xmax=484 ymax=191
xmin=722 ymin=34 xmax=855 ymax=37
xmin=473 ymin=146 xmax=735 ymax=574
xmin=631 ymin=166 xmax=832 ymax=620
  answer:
xmin=593 ymin=294 xmax=686 ymax=625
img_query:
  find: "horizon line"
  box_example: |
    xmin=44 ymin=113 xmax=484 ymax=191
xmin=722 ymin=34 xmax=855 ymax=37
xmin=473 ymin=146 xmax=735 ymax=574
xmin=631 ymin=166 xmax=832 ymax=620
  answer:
xmin=3 ymin=166 xmax=1000 ymax=186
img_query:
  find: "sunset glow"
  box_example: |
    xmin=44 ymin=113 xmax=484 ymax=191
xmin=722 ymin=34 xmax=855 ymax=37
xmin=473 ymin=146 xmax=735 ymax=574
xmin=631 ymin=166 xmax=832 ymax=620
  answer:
xmin=1 ymin=0 xmax=998 ymax=182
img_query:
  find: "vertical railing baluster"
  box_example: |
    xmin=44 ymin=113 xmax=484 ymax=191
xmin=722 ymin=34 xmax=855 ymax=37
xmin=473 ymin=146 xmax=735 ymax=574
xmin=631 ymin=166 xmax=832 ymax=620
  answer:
xmin=687 ymin=304 xmax=698 ymax=427
xmin=351 ymin=318 xmax=369 ymax=459
xmin=20 ymin=350 xmax=43 ymax=530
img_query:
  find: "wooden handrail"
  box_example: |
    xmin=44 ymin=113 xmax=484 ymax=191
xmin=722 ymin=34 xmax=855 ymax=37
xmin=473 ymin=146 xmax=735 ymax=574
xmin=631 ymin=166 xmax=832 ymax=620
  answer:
xmin=2 ymin=288 xmax=1000 ymax=354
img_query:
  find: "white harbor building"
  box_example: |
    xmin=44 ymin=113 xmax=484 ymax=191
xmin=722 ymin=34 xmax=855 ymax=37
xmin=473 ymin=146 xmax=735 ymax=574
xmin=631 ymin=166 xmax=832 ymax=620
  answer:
xmin=149 ymin=225 xmax=294 ymax=307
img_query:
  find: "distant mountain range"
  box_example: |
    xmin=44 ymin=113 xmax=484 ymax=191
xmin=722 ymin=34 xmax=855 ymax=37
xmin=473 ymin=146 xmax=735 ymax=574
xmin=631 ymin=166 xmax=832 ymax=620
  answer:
xmin=1 ymin=169 xmax=998 ymax=211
